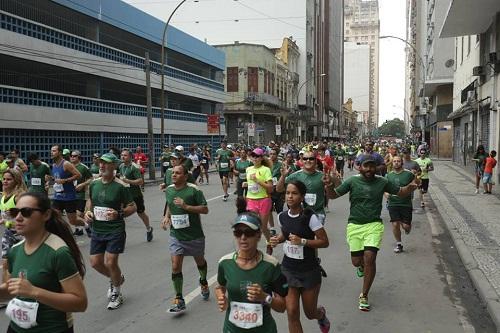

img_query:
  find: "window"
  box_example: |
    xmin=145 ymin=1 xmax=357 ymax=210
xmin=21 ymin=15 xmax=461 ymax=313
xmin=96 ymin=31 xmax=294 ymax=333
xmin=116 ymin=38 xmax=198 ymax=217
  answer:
xmin=226 ymin=67 xmax=239 ymax=92
xmin=247 ymin=67 xmax=258 ymax=93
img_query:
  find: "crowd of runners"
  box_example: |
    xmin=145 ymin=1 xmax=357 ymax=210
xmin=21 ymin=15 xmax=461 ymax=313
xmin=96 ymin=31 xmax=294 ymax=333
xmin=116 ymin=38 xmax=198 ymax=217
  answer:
xmin=0 ymin=138 xmax=449 ymax=332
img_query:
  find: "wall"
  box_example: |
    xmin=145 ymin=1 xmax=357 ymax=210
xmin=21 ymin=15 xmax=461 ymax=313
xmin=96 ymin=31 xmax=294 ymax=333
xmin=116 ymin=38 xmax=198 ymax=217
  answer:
xmin=344 ymin=42 xmax=370 ymax=113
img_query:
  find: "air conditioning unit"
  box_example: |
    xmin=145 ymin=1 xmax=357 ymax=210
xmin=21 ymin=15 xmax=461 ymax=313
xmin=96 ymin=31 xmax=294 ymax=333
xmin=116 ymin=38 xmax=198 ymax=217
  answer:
xmin=467 ymin=90 xmax=476 ymax=103
xmin=473 ymin=66 xmax=485 ymax=76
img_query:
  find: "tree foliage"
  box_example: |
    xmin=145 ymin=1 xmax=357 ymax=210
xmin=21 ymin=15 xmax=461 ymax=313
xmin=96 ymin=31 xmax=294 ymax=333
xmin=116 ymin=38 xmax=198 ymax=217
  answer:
xmin=377 ymin=118 xmax=405 ymax=138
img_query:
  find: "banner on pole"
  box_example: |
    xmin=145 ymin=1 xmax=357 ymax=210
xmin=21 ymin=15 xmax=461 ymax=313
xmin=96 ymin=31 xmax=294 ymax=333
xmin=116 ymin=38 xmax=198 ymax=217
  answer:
xmin=207 ymin=115 xmax=220 ymax=134
xmin=248 ymin=123 xmax=255 ymax=137
xmin=275 ymin=125 xmax=281 ymax=136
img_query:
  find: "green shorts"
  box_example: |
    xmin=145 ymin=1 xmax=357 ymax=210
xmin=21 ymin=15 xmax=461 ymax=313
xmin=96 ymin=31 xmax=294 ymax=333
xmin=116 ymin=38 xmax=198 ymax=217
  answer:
xmin=346 ymin=222 xmax=384 ymax=253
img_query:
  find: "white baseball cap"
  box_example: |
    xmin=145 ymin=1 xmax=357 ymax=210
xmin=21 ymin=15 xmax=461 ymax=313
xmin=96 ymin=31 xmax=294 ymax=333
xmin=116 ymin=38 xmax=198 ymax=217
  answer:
xmin=175 ymin=145 xmax=184 ymax=151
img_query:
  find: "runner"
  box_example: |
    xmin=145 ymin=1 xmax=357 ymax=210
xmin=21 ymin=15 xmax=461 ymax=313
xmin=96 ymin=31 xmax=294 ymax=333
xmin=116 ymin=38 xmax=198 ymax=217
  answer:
xmin=270 ymin=180 xmax=331 ymax=333
xmin=175 ymin=146 xmax=194 ymax=173
xmin=233 ymin=148 xmax=252 ymax=199
xmin=89 ymin=154 xmax=101 ymax=179
xmin=347 ymin=145 xmax=357 ymax=171
xmin=245 ymin=148 xmax=274 ymax=255
xmin=414 ymin=149 xmax=434 ymax=208
xmin=386 ymin=156 xmax=419 ymax=253
xmin=215 ymin=204 xmax=288 ymax=333
xmin=472 ymin=145 xmax=488 ymax=194
xmin=84 ymin=153 xmax=137 ymax=310
xmin=317 ymin=145 xmax=334 ymax=213
xmin=334 ymin=143 xmax=346 ymax=178
xmin=49 ymin=145 xmax=84 ymax=232
xmin=268 ymin=148 xmax=283 ymax=234
xmin=228 ymin=144 xmax=235 ymax=185
xmin=160 ymin=145 xmax=171 ymax=175
xmin=27 ymin=153 xmax=51 ymax=194
xmin=327 ymin=157 xmax=418 ymax=311
xmin=354 ymin=141 xmax=385 ymax=175
xmin=199 ymin=146 xmax=211 ymax=185
xmin=0 ymin=192 xmax=87 ymax=333
xmin=401 ymin=148 xmax=421 ymax=174
xmin=384 ymin=145 xmax=398 ymax=174
xmin=69 ymin=151 xmax=92 ymax=237
xmin=216 ymin=140 xmax=234 ymax=201
xmin=9 ymin=149 xmax=28 ymax=173
xmin=188 ymin=146 xmax=201 ymax=184
xmin=161 ymin=165 xmax=209 ymax=314
xmin=119 ymin=149 xmax=154 ymax=242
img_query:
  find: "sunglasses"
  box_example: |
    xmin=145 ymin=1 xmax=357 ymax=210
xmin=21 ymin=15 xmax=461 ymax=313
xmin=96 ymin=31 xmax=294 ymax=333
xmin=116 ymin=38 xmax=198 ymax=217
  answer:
xmin=9 ymin=207 xmax=44 ymax=218
xmin=70 ymin=155 xmax=79 ymax=157
xmin=251 ymin=154 xmax=262 ymax=158
xmin=303 ymin=157 xmax=316 ymax=161
xmin=233 ymin=228 xmax=258 ymax=238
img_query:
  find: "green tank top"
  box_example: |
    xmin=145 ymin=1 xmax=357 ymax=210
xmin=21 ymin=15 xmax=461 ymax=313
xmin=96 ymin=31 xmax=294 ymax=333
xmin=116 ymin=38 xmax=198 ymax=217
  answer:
xmin=0 ymin=194 xmax=16 ymax=228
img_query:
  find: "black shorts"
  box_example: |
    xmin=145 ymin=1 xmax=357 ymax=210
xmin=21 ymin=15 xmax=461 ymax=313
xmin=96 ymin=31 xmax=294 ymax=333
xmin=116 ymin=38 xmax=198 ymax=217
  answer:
xmin=134 ymin=196 xmax=145 ymax=214
xmin=336 ymin=161 xmax=345 ymax=171
xmin=388 ymin=206 xmax=413 ymax=224
xmin=219 ymin=171 xmax=229 ymax=179
xmin=420 ymin=179 xmax=429 ymax=193
xmin=90 ymin=232 xmax=126 ymax=255
xmin=52 ymin=200 xmax=78 ymax=214
xmin=76 ymin=199 xmax=86 ymax=213
xmin=281 ymin=265 xmax=321 ymax=289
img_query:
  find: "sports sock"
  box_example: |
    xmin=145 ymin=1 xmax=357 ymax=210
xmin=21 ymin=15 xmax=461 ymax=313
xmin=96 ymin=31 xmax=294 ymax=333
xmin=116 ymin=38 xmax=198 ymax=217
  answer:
xmin=172 ymin=272 xmax=183 ymax=298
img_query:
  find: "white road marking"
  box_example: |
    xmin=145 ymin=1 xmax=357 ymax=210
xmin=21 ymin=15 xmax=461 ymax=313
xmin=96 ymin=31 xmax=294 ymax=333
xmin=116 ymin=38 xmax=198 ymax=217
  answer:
xmin=206 ymin=195 xmax=224 ymax=202
xmin=184 ymin=274 xmax=218 ymax=305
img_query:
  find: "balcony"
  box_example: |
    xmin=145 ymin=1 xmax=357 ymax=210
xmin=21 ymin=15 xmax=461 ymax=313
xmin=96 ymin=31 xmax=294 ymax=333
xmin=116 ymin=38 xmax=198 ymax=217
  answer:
xmin=244 ymin=92 xmax=280 ymax=107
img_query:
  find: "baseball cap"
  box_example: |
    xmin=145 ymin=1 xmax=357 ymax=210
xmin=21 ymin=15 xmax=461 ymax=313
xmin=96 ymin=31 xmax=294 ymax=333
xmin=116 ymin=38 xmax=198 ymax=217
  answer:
xmin=251 ymin=148 xmax=264 ymax=156
xmin=93 ymin=153 xmax=101 ymax=158
xmin=358 ymin=155 xmax=377 ymax=166
xmin=99 ymin=153 xmax=120 ymax=164
xmin=62 ymin=149 xmax=70 ymax=155
xmin=170 ymin=152 xmax=180 ymax=159
xmin=232 ymin=213 xmax=261 ymax=231
xmin=401 ymin=148 xmax=410 ymax=154
xmin=5 ymin=154 xmax=15 ymax=163
xmin=175 ymin=145 xmax=184 ymax=152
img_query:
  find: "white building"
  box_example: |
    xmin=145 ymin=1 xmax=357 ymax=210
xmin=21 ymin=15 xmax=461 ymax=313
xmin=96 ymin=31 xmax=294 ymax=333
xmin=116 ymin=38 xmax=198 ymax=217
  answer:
xmin=344 ymin=42 xmax=370 ymax=117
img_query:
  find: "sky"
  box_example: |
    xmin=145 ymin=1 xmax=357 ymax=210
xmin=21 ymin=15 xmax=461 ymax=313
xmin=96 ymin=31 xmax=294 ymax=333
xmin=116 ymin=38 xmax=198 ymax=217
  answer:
xmin=124 ymin=0 xmax=407 ymax=126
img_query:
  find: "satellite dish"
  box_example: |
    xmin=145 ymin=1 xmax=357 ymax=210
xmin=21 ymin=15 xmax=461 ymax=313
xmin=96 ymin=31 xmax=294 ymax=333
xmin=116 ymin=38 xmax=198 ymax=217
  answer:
xmin=445 ymin=59 xmax=455 ymax=68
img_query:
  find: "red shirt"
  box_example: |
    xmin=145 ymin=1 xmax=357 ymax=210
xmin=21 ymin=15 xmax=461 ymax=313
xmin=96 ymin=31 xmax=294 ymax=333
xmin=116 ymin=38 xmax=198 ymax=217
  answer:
xmin=484 ymin=157 xmax=497 ymax=174
xmin=318 ymin=155 xmax=334 ymax=174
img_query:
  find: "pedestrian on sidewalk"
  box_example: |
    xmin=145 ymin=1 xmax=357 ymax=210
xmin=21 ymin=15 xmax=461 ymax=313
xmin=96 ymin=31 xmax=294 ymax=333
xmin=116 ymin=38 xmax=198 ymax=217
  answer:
xmin=472 ymin=145 xmax=488 ymax=194
xmin=482 ymin=150 xmax=497 ymax=194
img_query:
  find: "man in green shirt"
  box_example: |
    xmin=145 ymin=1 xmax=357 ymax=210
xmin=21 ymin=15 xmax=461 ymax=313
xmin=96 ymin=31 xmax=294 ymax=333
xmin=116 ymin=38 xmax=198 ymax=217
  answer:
xmin=161 ymin=165 xmax=209 ymax=314
xmin=216 ymin=140 xmax=234 ymax=201
xmin=27 ymin=153 xmax=51 ymax=194
xmin=70 ymin=150 xmax=93 ymax=237
xmin=160 ymin=144 xmax=172 ymax=175
xmin=334 ymin=143 xmax=347 ymax=178
xmin=386 ymin=155 xmax=419 ymax=253
xmin=120 ymin=149 xmax=153 ymax=242
xmin=414 ymin=148 xmax=434 ymax=208
xmin=328 ymin=157 xmax=417 ymax=312
xmin=89 ymin=153 xmax=101 ymax=179
xmin=84 ymin=153 xmax=137 ymax=310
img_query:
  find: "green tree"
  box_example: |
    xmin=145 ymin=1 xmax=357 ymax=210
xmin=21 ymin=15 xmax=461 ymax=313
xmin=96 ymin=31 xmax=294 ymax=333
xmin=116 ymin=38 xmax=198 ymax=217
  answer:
xmin=378 ymin=118 xmax=405 ymax=138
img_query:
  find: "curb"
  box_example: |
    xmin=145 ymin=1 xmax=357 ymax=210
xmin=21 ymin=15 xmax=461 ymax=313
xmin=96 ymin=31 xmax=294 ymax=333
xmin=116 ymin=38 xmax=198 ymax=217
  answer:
xmin=429 ymin=178 xmax=500 ymax=329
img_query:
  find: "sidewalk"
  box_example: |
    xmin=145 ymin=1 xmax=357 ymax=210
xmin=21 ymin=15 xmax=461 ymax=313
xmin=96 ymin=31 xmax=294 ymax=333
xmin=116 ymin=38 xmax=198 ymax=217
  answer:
xmin=429 ymin=160 xmax=500 ymax=328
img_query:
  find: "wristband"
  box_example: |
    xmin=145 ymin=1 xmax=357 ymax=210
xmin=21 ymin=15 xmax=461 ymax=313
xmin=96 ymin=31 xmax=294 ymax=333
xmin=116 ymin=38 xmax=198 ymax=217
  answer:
xmin=300 ymin=238 xmax=307 ymax=246
xmin=264 ymin=294 xmax=273 ymax=305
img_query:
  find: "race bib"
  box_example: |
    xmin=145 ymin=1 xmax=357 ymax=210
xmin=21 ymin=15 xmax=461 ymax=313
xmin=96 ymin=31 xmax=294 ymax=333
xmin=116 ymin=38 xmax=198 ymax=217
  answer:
xmin=220 ymin=162 xmax=229 ymax=169
xmin=249 ymin=183 xmax=260 ymax=194
xmin=93 ymin=206 xmax=113 ymax=221
xmin=30 ymin=178 xmax=41 ymax=186
xmin=239 ymin=173 xmax=246 ymax=180
xmin=6 ymin=298 xmax=39 ymax=329
xmin=337 ymin=156 xmax=344 ymax=161
xmin=92 ymin=173 xmax=100 ymax=179
xmin=171 ymin=214 xmax=190 ymax=229
xmin=304 ymin=193 xmax=317 ymax=206
xmin=272 ymin=177 xmax=278 ymax=186
xmin=283 ymin=241 xmax=304 ymax=259
xmin=73 ymin=180 xmax=78 ymax=187
xmin=229 ymin=302 xmax=263 ymax=329
xmin=201 ymin=159 xmax=208 ymax=164
xmin=53 ymin=182 xmax=64 ymax=193
xmin=163 ymin=162 xmax=170 ymax=167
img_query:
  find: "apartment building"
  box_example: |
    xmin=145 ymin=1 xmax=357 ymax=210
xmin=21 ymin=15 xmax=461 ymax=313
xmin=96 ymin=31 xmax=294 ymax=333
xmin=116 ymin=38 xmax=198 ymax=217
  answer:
xmin=0 ymin=0 xmax=225 ymax=165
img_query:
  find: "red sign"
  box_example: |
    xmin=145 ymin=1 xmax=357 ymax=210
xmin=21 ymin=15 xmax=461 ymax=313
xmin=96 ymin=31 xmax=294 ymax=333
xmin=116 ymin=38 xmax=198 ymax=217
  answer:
xmin=207 ymin=115 xmax=220 ymax=134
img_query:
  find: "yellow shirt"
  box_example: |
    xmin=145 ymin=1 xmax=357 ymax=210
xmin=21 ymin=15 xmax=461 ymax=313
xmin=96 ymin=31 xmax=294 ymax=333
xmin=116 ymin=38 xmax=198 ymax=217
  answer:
xmin=246 ymin=165 xmax=272 ymax=199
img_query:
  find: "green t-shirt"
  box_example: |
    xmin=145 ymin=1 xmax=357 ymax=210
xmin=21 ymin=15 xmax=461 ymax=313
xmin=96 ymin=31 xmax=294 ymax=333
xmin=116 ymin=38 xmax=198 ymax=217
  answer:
xmin=285 ymin=170 xmax=325 ymax=214
xmin=7 ymin=234 xmax=79 ymax=333
xmin=119 ymin=163 xmax=143 ymax=198
xmin=89 ymin=177 xmax=134 ymax=235
xmin=335 ymin=174 xmax=400 ymax=224
xmin=28 ymin=162 xmax=51 ymax=193
xmin=217 ymin=149 xmax=233 ymax=172
xmin=270 ymin=161 xmax=282 ymax=185
xmin=181 ymin=157 xmax=194 ymax=172
xmin=246 ymin=166 xmax=272 ymax=200
xmin=75 ymin=163 xmax=92 ymax=200
xmin=386 ymin=170 xmax=415 ymax=207
xmin=415 ymin=157 xmax=433 ymax=179
xmin=166 ymin=183 xmax=207 ymax=241
xmin=160 ymin=151 xmax=171 ymax=169
xmin=334 ymin=149 xmax=346 ymax=160
xmin=89 ymin=163 xmax=100 ymax=178
xmin=235 ymin=159 xmax=253 ymax=181
xmin=217 ymin=252 xmax=287 ymax=333
xmin=473 ymin=152 xmax=488 ymax=170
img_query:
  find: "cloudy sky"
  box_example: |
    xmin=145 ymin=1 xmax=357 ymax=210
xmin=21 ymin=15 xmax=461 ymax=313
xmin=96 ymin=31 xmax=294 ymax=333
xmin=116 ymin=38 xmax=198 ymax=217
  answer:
xmin=124 ymin=0 xmax=407 ymax=126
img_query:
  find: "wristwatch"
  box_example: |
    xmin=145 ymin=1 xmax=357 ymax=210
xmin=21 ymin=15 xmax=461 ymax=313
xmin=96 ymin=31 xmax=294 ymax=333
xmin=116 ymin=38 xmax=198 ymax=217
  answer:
xmin=264 ymin=294 xmax=273 ymax=305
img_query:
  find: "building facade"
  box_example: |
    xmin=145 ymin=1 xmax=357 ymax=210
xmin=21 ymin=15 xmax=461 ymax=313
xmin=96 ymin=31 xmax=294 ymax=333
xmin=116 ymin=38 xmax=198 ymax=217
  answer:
xmin=0 ymin=0 xmax=225 ymax=166
xmin=215 ymin=39 xmax=299 ymax=144
xmin=441 ymin=1 xmax=500 ymax=179
xmin=344 ymin=0 xmax=379 ymax=130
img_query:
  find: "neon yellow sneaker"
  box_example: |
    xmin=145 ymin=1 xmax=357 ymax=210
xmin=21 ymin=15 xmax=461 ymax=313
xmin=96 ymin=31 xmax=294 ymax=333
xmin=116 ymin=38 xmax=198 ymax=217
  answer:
xmin=359 ymin=293 xmax=370 ymax=312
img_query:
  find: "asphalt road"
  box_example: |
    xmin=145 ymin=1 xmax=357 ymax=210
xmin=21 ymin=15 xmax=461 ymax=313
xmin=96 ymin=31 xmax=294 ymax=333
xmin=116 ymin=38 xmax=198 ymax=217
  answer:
xmin=0 ymin=169 xmax=496 ymax=332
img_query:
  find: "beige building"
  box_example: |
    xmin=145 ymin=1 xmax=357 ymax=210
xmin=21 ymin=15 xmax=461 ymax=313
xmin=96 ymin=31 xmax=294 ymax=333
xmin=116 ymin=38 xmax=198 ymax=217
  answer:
xmin=215 ymin=39 xmax=300 ymax=144
xmin=344 ymin=0 xmax=380 ymax=131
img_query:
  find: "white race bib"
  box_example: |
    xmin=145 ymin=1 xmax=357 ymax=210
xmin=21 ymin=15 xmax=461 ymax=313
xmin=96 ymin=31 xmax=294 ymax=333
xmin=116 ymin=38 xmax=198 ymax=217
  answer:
xmin=239 ymin=173 xmax=246 ymax=180
xmin=304 ymin=193 xmax=317 ymax=206
xmin=93 ymin=206 xmax=113 ymax=221
xmin=53 ymin=183 xmax=64 ymax=193
xmin=283 ymin=240 xmax=304 ymax=259
xmin=171 ymin=214 xmax=190 ymax=229
xmin=6 ymin=298 xmax=39 ymax=329
xmin=229 ymin=302 xmax=263 ymax=329
xmin=201 ymin=159 xmax=208 ymax=164
xmin=272 ymin=177 xmax=278 ymax=186
xmin=92 ymin=173 xmax=100 ymax=179
xmin=163 ymin=162 xmax=170 ymax=167
xmin=30 ymin=178 xmax=41 ymax=186
xmin=337 ymin=156 xmax=344 ymax=161
xmin=249 ymin=183 xmax=260 ymax=193
xmin=220 ymin=162 xmax=229 ymax=169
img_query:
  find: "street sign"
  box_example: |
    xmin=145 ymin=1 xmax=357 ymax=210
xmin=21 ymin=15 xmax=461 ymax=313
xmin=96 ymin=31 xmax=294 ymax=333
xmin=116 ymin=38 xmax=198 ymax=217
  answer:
xmin=275 ymin=125 xmax=281 ymax=136
xmin=207 ymin=115 xmax=219 ymax=134
xmin=248 ymin=123 xmax=255 ymax=137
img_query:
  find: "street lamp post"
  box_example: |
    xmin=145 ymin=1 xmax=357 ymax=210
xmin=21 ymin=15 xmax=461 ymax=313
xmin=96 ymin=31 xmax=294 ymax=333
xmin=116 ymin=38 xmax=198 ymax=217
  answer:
xmin=296 ymin=73 xmax=326 ymax=143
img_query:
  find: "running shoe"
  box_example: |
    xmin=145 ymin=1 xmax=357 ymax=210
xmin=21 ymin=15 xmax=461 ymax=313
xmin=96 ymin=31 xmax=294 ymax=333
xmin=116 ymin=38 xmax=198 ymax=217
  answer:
xmin=73 ymin=228 xmax=84 ymax=236
xmin=223 ymin=194 xmax=229 ymax=202
xmin=421 ymin=202 xmax=425 ymax=208
xmin=200 ymin=282 xmax=210 ymax=301
xmin=107 ymin=292 xmax=124 ymax=310
xmin=475 ymin=189 xmax=479 ymax=194
xmin=394 ymin=243 xmax=403 ymax=253
xmin=356 ymin=266 xmax=364 ymax=278
xmin=317 ymin=306 xmax=331 ymax=333
xmin=168 ymin=297 xmax=186 ymax=314
xmin=358 ymin=293 xmax=370 ymax=312
xmin=108 ymin=275 xmax=125 ymax=300
xmin=146 ymin=227 xmax=154 ymax=242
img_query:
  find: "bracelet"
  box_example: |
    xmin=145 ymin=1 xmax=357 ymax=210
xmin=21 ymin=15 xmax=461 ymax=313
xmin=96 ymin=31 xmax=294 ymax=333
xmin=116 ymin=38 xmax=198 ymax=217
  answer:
xmin=300 ymin=238 xmax=307 ymax=246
